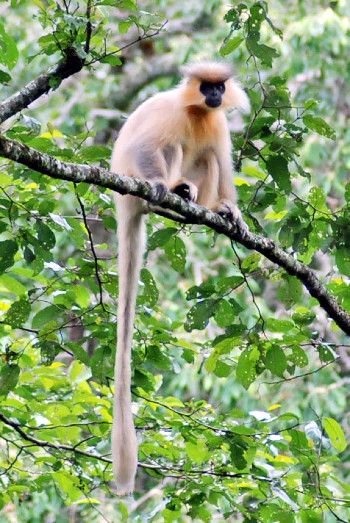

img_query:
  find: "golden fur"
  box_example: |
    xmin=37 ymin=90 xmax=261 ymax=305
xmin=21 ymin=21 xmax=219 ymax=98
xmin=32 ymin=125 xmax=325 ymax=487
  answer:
xmin=111 ymin=62 xmax=249 ymax=495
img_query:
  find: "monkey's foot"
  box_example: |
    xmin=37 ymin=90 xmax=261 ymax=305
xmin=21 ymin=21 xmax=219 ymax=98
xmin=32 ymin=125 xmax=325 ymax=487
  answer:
xmin=149 ymin=181 xmax=168 ymax=203
xmin=215 ymin=200 xmax=248 ymax=232
xmin=172 ymin=181 xmax=198 ymax=202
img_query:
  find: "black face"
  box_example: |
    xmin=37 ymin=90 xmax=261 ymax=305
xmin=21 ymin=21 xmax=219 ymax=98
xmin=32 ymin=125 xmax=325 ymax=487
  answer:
xmin=200 ymin=81 xmax=225 ymax=108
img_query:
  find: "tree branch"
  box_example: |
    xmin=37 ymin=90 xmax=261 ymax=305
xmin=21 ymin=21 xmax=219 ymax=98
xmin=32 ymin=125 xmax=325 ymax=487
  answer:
xmin=0 ymin=25 xmax=167 ymax=125
xmin=0 ymin=133 xmax=350 ymax=337
xmin=0 ymin=48 xmax=85 ymax=125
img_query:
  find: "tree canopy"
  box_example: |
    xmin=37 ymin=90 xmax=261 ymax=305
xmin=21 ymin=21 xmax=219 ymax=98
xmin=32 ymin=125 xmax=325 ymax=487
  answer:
xmin=0 ymin=1 xmax=349 ymax=521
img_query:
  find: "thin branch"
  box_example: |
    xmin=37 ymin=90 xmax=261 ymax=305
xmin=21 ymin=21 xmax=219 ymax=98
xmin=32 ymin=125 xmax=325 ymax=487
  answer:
xmin=84 ymin=0 xmax=93 ymax=54
xmin=0 ymin=134 xmax=350 ymax=337
xmin=0 ymin=412 xmax=112 ymax=464
xmin=86 ymin=20 xmax=169 ymax=66
xmin=74 ymin=184 xmax=106 ymax=309
xmin=0 ymin=23 xmax=167 ymax=125
xmin=262 ymin=359 xmax=337 ymax=385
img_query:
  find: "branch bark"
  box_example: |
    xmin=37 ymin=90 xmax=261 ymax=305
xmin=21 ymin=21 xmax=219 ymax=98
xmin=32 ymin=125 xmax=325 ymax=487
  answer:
xmin=0 ymin=133 xmax=350 ymax=337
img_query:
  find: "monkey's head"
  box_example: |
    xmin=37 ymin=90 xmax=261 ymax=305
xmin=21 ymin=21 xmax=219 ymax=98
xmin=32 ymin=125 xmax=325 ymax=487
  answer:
xmin=181 ymin=62 xmax=250 ymax=113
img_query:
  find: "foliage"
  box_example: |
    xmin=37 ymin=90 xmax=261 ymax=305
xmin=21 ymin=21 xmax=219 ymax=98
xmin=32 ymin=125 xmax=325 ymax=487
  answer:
xmin=0 ymin=0 xmax=349 ymax=521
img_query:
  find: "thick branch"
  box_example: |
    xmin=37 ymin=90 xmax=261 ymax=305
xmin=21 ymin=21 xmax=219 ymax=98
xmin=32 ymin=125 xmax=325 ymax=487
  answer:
xmin=0 ymin=134 xmax=350 ymax=337
xmin=0 ymin=48 xmax=84 ymax=125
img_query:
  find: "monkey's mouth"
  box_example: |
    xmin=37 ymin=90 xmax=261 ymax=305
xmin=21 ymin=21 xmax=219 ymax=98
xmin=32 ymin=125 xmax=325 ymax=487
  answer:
xmin=205 ymin=98 xmax=221 ymax=108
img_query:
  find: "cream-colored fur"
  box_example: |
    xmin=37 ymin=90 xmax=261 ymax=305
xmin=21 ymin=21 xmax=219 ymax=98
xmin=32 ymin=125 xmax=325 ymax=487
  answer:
xmin=110 ymin=62 xmax=249 ymax=495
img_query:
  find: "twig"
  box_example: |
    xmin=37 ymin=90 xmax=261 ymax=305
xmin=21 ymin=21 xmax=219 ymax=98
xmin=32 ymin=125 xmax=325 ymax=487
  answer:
xmin=74 ymin=184 xmax=106 ymax=309
xmin=84 ymin=0 xmax=93 ymax=54
xmin=262 ymin=359 xmax=337 ymax=385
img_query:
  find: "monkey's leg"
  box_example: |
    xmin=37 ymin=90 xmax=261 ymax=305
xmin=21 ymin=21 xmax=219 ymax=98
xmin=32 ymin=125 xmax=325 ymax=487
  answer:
xmin=135 ymin=147 xmax=170 ymax=204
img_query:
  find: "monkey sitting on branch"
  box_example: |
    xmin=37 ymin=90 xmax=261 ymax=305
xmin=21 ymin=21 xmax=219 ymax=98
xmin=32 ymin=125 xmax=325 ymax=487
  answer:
xmin=110 ymin=61 xmax=250 ymax=495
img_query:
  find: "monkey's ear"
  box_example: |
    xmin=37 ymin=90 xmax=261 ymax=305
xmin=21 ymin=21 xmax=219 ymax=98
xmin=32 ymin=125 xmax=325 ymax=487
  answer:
xmin=227 ymin=80 xmax=251 ymax=114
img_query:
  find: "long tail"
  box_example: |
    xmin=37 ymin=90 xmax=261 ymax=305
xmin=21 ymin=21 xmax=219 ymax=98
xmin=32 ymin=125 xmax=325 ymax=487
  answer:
xmin=112 ymin=196 xmax=145 ymax=495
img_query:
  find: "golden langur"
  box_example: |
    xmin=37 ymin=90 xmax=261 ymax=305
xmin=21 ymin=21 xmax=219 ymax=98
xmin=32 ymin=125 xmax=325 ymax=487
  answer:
xmin=110 ymin=62 xmax=250 ymax=495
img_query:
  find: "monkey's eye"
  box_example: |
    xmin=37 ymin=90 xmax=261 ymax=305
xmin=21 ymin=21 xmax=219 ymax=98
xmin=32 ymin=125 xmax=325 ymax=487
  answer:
xmin=199 ymin=81 xmax=226 ymax=96
xmin=217 ymin=82 xmax=225 ymax=93
xmin=200 ymin=81 xmax=211 ymax=94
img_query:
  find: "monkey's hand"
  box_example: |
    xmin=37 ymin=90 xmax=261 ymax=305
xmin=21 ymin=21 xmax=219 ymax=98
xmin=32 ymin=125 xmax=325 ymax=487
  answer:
xmin=172 ymin=181 xmax=198 ymax=203
xmin=149 ymin=181 xmax=168 ymax=203
xmin=215 ymin=199 xmax=248 ymax=232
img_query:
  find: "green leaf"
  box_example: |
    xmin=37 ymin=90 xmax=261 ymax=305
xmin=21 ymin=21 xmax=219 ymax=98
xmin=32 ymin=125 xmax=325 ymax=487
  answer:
xmin=185 ymin=299 xmax=218 ymax=332
xmin=68 ymin=360 xmax=91 ymax=384
xmin=118 ymin=20 xmax=133 ymax=34
xmin=214 ymin=299 xmax=242 ymax=328
xmin=265 ymin=346 xmax=287 ymax=378
xmin=292 ymin=307 xmax=316 ymax=325
xmin=0 ymin=172 xmax=11 ymax=185
xmin=213 ymin=360 xmax=232 ymax=378
xmin=73 ymin=285 xmax=90 ymax=309
xmin=133 ymin=369 xmax=154 ymax=391
xmin=146 ymin=345 xmax=171 ymax=371
xmin=91 ymin=346 xmax=113 ymax=384
xmin=229 ymin=435 xmax=248 ymax=470
xmin=37 ymin=341 xmax=63 ymax=365
xmin=220 ymin=36 xmax=244 ymax=56
xmin=300 ymin=509 xmax=322 ymax=523
xmin=78 ymin=145 xmax=111 ymax=162
xmin=138 ymin=268 xmax=159 ymax=307
xmin=236 ymin=346 xmax=259 ymax=389
xmin=303 ymin=115 xmax=335 ymax=140
xmin=0 ymin=274 xmax=26 ymax=296
xmin=100 ymin=55 xmax=122 ymax=66
xmin=309 ymin=187 xmax=326 ymax=210
xmin=322 ymin=417 xmax=347 ymax=452
xmin=53 ymin=471 xmax=83 ymax=502
xmin=266 ymin=156 xmax=291 ymax=193
xmin=164 ymin=236 xmax=186 ymax=273
xmin=0 ymin=69 xmax=11 ymax=84
xmin=241 ymin=253 xmax=260 ymax=273
xmin=335 ymin=247 xmax=350 ymax=277
xmin=186 ymin=280 xmax=216 ymax=300
xmin=246 ymin=36 xmax=278 ymax=67
xmin=0 ymin=364 xmax=20 ymax=396
xmin=185 ymin=440 xmax=209 ymax=464
xmin=0 ymin=240 xmax=18 ymax=274
xmin=289 ymin=346 xmax=308 ymax=368
xmin=0 ymin=23 xmax=19 ymax=70
xmin=4 ymin=298 xmax=31 ymax=327
xmin=266 ymin=318 xmax=294 ymax=333
xmin=32 ymin=305 xmax=62 ymax=329
xmin=35 ymin=222 xmax=56 ymax=250
xmin=317 ymin=344 xmax=336 ymax=363
xmin=148 ymin=228 xmax=178 ymax=251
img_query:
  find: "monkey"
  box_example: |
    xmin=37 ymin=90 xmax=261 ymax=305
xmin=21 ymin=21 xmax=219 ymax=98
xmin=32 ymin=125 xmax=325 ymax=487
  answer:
xmin=110 ymin=61 xmax=250 ymax=495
